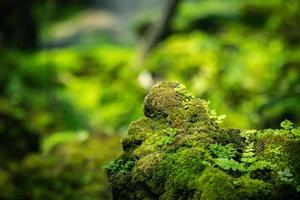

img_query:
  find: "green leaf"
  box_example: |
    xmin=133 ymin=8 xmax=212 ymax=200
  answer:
xmin=280 ymin=120 xmax=293 ymax=130
xmin=278 ymin=168 xmax=294 ymax=183
xmin=215 ymin=158 xmax=245 ymax=172
xmin=291 ymin=128 xmax=300 ymax=138
xmin=247 ymin=161 xmax=275 ymax=172
xmin=209 ymin=143 xmax=237 ymax=159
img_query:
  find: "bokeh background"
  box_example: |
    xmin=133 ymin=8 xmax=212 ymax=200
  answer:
xmin=0 ymin=0 xmax=299 ymax=199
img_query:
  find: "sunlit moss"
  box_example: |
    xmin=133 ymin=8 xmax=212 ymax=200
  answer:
xmin=108 ymin=81 xmax=300 ymax=199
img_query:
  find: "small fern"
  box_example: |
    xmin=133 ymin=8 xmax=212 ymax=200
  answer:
xmin=215 ymin=158 xmax=245 ymax=172
xmin=209 ymin=143 xmax=237 ymax=159
xmin=247 ymin=160 xmax=275 ymax=172
xmin=280 ymin=120 xmax=293 ymax=130
xmin=103 ymin=159 xmax=135 ymax=172
xmin=156 ymin=128 xmax=178 ymax=147
xmin=241 ymin=142 xmax=256 ymax=166
xmin=278 ymin=168 xmax=294 ymax=183
xmin=273 ymin=120 xmax=300 ymax=138
xmin=291 ymin=128 xmax=300 ymax=138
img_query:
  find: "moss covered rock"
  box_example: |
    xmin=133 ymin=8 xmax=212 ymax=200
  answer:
xmin=107 ymin=81 xmax=300 ymax=200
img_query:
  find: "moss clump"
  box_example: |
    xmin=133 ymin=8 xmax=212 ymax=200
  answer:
xmin=107 ymin=81 xmax=300 ymax=199
xmin=143 ymin=81 xmax=196 ymax=120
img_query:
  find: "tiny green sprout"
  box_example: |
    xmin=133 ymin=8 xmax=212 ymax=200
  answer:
xmin=280 ymin=119 xmax=293 ymax=130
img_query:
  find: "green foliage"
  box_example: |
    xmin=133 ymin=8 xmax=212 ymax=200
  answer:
xmin=281 ymin=119 xmax=294 ymax=130
xmin=214 ymin=146 xmax=275 ymax=176
xmin=104 ymin=159 xmax=135 ymax=173
xmin=278 ymin=168 xmax=294 ymax=183
xmin=173 ymin=84 xmax=194 ymax=102
xmin=215 ymin=158 xmax=245 ymax=172
xmin=14 ymin=134 xmax=122 ymax=200
xmin=292 ymin=128 xmax=300 ymax=138
xmin=1 ymin=0 xmax=300 ymax=199
xmin=241 ymin=142 xmax=256 ymax=165
xmin=156 ymin=128 xmax=178 ymax=147
xmin=265 ymin=120 xmax=300 ymax=139
xmin=247 ymin=160 xmax=275 ymax=172
xmin=240 ymin=130 xmax=257 ymax=141
xmin=41 ymin=130 xmax=89 ymax=154
xmin=209 ymin=143 xmax=237 ymax=159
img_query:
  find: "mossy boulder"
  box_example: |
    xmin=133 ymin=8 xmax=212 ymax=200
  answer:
xmin=107 ymin=81 xmax=300 ymax=200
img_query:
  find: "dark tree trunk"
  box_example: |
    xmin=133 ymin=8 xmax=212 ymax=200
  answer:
xmin=139 ymin=0 xmax=182 ymax=62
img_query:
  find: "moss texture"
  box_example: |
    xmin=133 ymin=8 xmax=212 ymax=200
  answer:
xmin=107 ymin=81 xmax=300 ymax=200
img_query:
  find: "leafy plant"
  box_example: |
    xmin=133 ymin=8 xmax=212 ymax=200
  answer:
xmin=209 ymin=143 xmax=237 ymax=159
xmin=271 ymin=120 xmax=300 ymax=138
xmin=104 ymin=159 xmax=135 ymax=173
xmin=156 ymin=128 xmax=178 ymax=147
xmin=247 ymin=160 xmax=275 ymax=172
xmin=278 ymin=168 xmax=294 ymax=183
xmin=214 ymin=132 xmax=275 ymax=176
xmin=215 ymin=158 xmax=245 ymax=172
xmin=241 ymin=142 xmax=256 ymax=166
xmin=240 ymin=130 xmax=257 ymax=141
xmin=174 ymin=84 xmax=194 ymax=102
xmin=281 ymin=120 xmax=294 ymax=130
xmin=291 ymin=128 xmax=300 ymax=138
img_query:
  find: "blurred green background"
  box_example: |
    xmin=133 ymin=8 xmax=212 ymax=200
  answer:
xmin=0 ymin=0 xmax=299 ymax=199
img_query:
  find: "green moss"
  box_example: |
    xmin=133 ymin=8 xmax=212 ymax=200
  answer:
xmin=173 ymin=83 xmax=195 ymax=102
xmin=197 ymin=167 xmax=237 ymax=200
xmin=235 ymin=176 xmax=273 ymax=199
xmin=104 ymin=159 xmax=135 ymax=173
xmin=108 ymin=81 xmax=300 ymax=199
xmin=143 ymin=81 xmax=185 ymax=119
xmin=155 ymin=148 xmax=211 ymax=199
xmin=285 ymin=139 xmax=300 ymax=183
xmin=121 ymin=118 xmax=153 ymax=151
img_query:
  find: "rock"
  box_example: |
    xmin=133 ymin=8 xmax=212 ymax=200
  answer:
xmin=107 ymin=81 xmax=300 ymax=200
